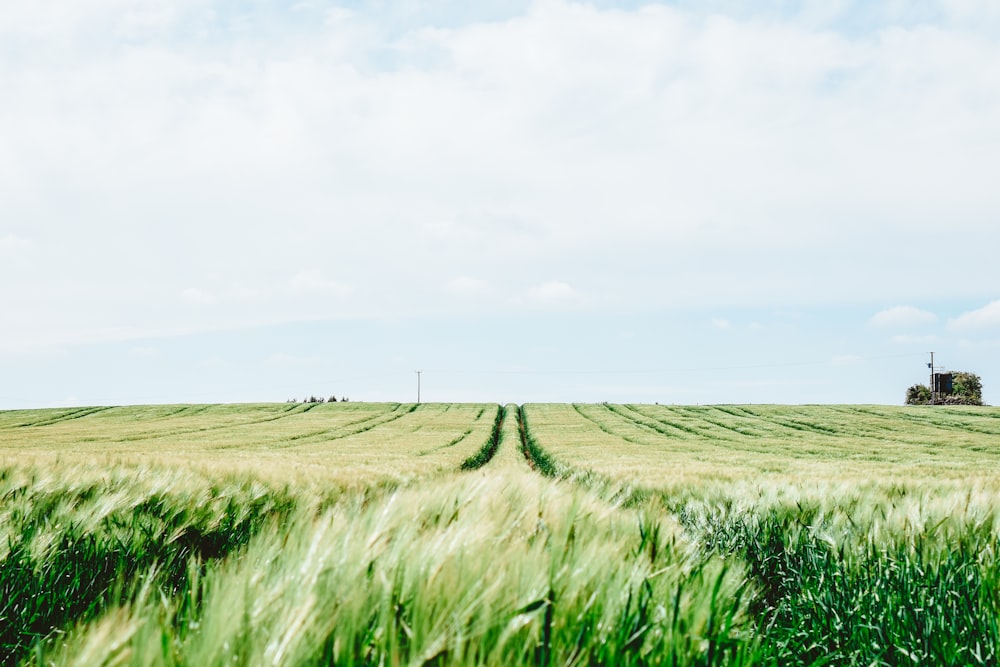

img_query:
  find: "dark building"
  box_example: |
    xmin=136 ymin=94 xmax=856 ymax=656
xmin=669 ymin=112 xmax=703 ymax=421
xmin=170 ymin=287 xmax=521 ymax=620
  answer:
xmin=932 ymin=372 xmax=953 ymax=396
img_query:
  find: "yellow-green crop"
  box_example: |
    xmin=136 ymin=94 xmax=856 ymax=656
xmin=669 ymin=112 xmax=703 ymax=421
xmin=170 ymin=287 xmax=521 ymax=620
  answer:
xmin=3 ymin=401 xmax=1000 ymax=665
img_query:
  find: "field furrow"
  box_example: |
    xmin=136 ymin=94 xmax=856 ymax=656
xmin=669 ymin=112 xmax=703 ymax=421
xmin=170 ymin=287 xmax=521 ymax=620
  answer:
xmin=604 ymin=403 xmax=711 ymax=440
xmin=836 ymin=404 xmax=1000 ymax=438
xmin=459 ymin=404 xmax=504 ymax=469
xmin=632 ymin=405 xmax=759 ymax=439
xmin=0 ymin=403 xmax=498 ymax=487
xmin=5 ymin=406 xmax=115 ymax=428
xmin=3 ymin=401 xmax=1000 ymax=666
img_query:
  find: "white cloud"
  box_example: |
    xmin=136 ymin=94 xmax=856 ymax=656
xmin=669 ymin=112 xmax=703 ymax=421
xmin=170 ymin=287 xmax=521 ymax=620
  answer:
xmin=890 ymin=334 xmax=941 ymax=345
xmin=288 ymin=270 xmax=352 ymax=296
xmin=181 ymin=288 xmax=216 ymax=305
xmin=0 ymin=234 xmax=31 ymax=254
xmin=949 ymin=300 xmax=1000 ymax=331
xmin=444 ymin=276 xmax=491 ymax=296
xmin=1 ymin=0 xmax=999 ymax=352
xmin=711 ymin=318 xmax=731 ymax=329
xmin=128 ymin=346 xmax=159 ymax=357
xmin=869 ymin=306 xmax=938 ymax=329
xmin=526 ymin=280 xmax=578 ymax=304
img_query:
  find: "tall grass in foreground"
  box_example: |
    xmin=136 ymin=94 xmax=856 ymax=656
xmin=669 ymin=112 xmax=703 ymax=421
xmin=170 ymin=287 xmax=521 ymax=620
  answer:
xmin=518 ymin=406 xmax=1000 ymax=664
xmin=33 ymin=472 xmax=757 ymax=667
xmin=672 ymin=489 xmax=1000 ymax=665
xmin=0 ymin=463 xmax=296 ymax=666
xmin=10 ymin=402 xmax=1000 ymax=665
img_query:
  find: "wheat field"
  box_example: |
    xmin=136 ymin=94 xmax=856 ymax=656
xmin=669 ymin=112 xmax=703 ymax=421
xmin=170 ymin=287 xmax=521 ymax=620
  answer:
xmin=2 ymin=402 xmax=998 ymax=665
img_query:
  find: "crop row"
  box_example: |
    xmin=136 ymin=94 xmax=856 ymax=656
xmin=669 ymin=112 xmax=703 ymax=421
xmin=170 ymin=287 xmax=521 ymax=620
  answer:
xmin=519 ymin=403 xmax=1000 ymax=665
xmin=0 ymin=403 xmax=500 ymax=488
xmin=2 ymin=402 xmax=1000 ymax=664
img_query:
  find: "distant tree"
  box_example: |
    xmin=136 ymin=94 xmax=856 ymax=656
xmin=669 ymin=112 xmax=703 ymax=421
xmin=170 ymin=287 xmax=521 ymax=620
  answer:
xmin=905 ymin=384 xmax=931 ymax=405
xmin=328 ymin=395 xmax=338 ymax=403
xmin=948 ymin=371 xmax=983 ymax=405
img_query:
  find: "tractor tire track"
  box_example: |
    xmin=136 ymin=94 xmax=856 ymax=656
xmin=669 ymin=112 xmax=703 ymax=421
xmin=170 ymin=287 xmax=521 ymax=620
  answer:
xmin=616 ymin=404 xmax=795 ymax=458
xmin=112 ymin=402 xmax=320 ymax=443
xmin=636 ymin=405 xmax=763 ymax=439
xmin=614 ymin=404 xmax=735 ymax=441
xmin=570 ymin=404 xmax=650 ymax=446
xmin=421 ymin=405 xmax=493 ymax=458
xmin=248 ymin=403 xmax=420 ymax=450
xmin=11 ymin=406 xmax=113 ymax=428
xmin=835 ymin=405 xmax=1000 ymax=437
xmin=518 ymin=405 xmax=559 ymax=476
xmin=459 ymin=405 xmax=505 ymax=469
xmin=712 ymin=405 xmax=844 ymax=438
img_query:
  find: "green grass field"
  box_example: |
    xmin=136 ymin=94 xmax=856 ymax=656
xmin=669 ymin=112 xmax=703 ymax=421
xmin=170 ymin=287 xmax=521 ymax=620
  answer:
xmin=1 ymin=402 xmax=999 ymax=665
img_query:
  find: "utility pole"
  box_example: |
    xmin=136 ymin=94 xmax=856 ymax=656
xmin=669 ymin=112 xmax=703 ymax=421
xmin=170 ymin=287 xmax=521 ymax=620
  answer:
xmin=416 ymin=370 xmax=422 ymax=404
xmin=928 ymin=352 xmax=935 ymax=404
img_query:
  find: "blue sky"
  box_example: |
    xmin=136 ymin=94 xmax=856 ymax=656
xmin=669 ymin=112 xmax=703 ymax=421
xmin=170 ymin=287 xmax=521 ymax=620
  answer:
xmin=2 ymin=0 xmax=999 ymax=407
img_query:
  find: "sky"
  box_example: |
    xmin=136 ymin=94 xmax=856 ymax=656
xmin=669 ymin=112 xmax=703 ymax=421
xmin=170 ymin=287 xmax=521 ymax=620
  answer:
xmin=2 ymin=0 xmax=999 ymax=408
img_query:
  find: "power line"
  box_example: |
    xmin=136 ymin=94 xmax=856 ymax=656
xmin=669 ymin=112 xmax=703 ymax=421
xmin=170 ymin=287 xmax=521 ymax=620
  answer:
xmin=420 ymin=352 xmax=926 ymax=376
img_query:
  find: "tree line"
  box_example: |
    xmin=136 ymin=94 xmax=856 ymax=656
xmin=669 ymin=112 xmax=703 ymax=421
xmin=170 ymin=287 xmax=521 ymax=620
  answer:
xmin=286 ymin=395 xmax=349 ymax=404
